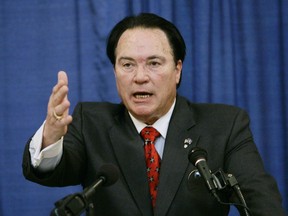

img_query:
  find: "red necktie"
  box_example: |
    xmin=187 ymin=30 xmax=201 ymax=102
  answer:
xmin=140 ymin=126 xmax=161 ymax=208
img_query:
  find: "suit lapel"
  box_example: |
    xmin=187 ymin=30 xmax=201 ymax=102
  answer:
xmin=109 ymin=109 xmax=153 ymax=216
xmin=155 ymin=96 xmax=200 ymax=216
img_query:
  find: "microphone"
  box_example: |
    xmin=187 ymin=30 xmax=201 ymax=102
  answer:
xmin=83 ymin=163 xmax=119 ymax=202
xmin=188 ymin=147 xmax=217 ymax=192
xmin=51 ymin=163 xmax=119 ymax=216
xmin=188 ymin=147 xmax=251 ymax=216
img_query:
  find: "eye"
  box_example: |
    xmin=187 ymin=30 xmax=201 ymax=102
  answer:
xmin=123 ymin=63 xmax=132 ymax=68
xmin=148 ymin=61 xmax=161 ymax=68
xmin=121 ymin=61 xmax=136 ymax=72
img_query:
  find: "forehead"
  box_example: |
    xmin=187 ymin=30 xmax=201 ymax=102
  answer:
xmin=115 ymin=28 xmax=173 ymax=59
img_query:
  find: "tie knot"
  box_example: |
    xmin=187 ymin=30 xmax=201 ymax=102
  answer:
xmin=140 ymin=127 xmax=160 ymax=143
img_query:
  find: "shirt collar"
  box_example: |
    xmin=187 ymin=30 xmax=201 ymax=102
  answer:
xmin=129 ymin=99 xmax=176 ymax=139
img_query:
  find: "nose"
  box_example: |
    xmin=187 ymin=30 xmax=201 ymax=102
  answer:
xmin=133 ymin=65 xmax=149 ymax=83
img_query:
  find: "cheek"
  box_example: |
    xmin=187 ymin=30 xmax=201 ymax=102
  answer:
xmin=115 ymin=75 xmax=124 ymax=94
xmin=115 ymin=74 xmax=131 ymax=94
xmin=119 ymin=76 xmax=130 ymax=88
xmin=166 ymin=72 xmax=179 ymax=86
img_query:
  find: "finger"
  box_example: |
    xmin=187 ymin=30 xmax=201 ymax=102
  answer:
xmin=55 ymin=71 xmax=69 ymax=104
xmin=51 ymin=85 xmax=69 ymax=107
xmin=53 ymin=113 xmax=73 ymax=126
xmin=51 ymin=71 xmax=68 ymax=95
xmin=50 ymin=72 xmax=69 ymax=107
xmin=53 ymin=98 xmax=70 ymax=118
xmin=58 ymin=71 xmax=68 ymax=85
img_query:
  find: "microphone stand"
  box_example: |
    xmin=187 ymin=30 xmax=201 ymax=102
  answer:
xmin=50 ymin=193 xmax=88 ymax=216
xmin=50 ymin=163 xmax=119 ymax=216
xmin=212 ymin=169 xmax=251 ymax=216
xmin=188 ymin=147 xmax=251 ymax=215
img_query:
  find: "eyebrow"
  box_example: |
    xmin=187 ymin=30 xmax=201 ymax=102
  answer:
xmin=117 ymin=56 xmax=135 ymax=62
xmin=147 ymin=55 xmax=166 ymax=61
xmin=117 ymin=55 xmax=166 ymax=62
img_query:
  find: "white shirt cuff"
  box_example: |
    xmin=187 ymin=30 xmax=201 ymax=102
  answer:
xmin=29 ymin=121 xmax=63 ymax=171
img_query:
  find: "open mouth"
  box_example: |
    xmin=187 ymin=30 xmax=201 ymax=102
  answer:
xmin=134 ymin=92 xmax=152 ymax=99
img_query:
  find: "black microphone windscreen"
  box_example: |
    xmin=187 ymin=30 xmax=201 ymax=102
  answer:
xmin=97 ymin=163 xmax=119 ymax=187
xmin=188 ymin=147 xmax=208 ymax=165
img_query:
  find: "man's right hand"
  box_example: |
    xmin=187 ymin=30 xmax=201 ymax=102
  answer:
xmin=42 ymin=71 xmax=73 ymax=149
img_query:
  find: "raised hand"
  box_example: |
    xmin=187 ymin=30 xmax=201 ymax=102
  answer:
xmin=42 ymin=71 xmax=73 ymax=148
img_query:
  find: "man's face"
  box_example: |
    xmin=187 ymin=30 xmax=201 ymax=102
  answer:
xmin=114 ymin=28 xmax=182 ymax=124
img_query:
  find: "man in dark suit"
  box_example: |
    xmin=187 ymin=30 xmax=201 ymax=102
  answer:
xmin=22 ymin=13 xmax=286 ymax=215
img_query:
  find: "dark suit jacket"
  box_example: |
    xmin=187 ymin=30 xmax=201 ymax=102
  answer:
xmin=22 ymin=95 xmax=286 ymax=216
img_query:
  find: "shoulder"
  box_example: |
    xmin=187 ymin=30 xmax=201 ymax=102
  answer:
xmin=192 ymin=103 xmax=244 ymax=116
xmin=178 ymin=95 xmax=245 ymax=113
xmin=177 ymin=95 xmax=249 ymax=124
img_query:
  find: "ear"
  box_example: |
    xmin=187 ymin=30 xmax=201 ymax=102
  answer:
xmin=175 ymin=60 xmax=183 ymax=84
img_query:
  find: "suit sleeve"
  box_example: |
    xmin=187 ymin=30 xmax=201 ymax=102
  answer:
xmin=224 ymin=109 xmax=286 ymax=216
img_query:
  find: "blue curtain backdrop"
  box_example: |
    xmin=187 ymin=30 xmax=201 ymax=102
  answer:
xmin=0 ymin=0 xmax=287 ymax=215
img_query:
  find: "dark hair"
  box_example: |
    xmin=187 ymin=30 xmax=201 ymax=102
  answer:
xmin=106 ymin=12 xmax=186 ymax=67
